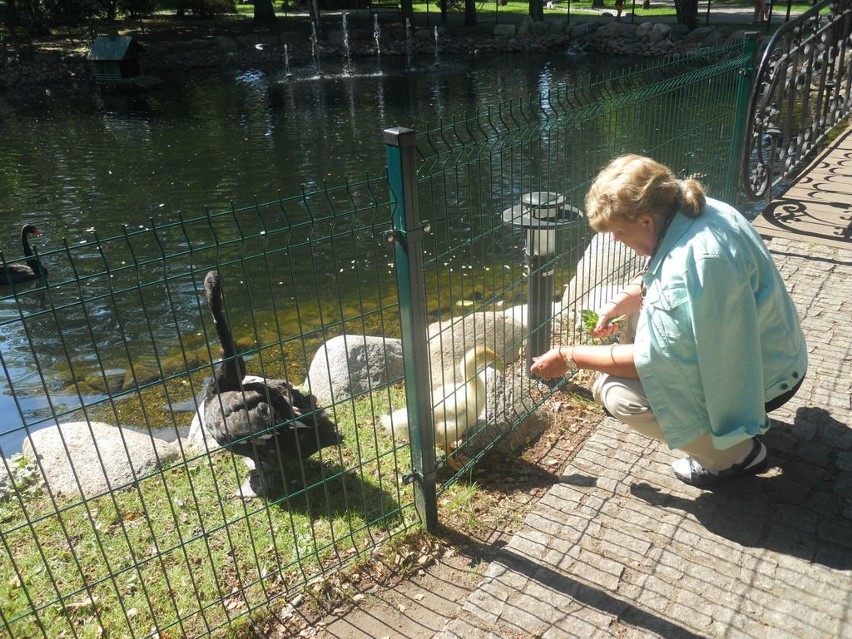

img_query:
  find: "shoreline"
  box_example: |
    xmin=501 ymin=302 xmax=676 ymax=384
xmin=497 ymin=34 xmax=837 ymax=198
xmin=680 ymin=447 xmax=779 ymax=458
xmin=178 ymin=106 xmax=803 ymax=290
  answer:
xmin=0 ymin=12 xmax=760 ymax=106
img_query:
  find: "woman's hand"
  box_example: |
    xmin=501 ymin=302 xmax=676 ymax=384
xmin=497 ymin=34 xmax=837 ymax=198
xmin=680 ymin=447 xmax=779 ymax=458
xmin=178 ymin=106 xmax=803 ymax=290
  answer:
xmin=530 ymin=346 xmax=573 ymax=379
xmin=589 ymin=301 xmax=621 ymax=339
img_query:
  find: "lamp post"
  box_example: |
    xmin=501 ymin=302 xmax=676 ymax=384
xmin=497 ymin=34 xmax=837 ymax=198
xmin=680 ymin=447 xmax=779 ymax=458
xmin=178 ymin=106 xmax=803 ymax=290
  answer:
xmin=502 ymin=191 xmax=583 ymax=373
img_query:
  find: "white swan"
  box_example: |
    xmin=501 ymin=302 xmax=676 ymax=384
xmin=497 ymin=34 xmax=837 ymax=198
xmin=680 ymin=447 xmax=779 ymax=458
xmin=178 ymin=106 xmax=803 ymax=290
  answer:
xmin=381 ymin=345 xmax=500 ymax=469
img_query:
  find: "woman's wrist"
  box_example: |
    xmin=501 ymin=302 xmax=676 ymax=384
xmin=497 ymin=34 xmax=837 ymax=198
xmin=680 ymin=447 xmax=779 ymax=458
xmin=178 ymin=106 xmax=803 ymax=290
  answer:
xmin=559 ymin=346 xmax=578 ymax=371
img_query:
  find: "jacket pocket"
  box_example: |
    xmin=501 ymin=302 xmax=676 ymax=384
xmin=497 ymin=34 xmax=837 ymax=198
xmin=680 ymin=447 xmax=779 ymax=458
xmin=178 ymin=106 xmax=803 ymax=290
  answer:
xmin=650 ymin=283 xmax=689 ymax=312
xmin=646 ymin=283 xmax=691 ymax=351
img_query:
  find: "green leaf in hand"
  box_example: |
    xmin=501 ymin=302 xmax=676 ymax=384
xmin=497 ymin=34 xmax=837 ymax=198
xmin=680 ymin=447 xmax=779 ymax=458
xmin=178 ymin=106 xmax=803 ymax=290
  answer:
xmin=581 ymin=309 xmax=625 ymax=334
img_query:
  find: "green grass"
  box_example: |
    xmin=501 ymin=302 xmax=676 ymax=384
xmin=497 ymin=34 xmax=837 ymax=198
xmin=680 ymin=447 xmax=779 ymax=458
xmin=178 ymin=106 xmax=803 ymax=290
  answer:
xmin=0 ymin=385 xmax=418 ymax=638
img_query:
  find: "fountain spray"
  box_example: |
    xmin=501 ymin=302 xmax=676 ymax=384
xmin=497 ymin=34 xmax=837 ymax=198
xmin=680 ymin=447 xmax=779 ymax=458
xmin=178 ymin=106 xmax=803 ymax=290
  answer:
xmin=310 ymin=22 xmax=322 ymax=77
xmin=373 ymin=13 xmax=382 ymax=70
xmin=342 ymin=13 xmax=352 ymax=76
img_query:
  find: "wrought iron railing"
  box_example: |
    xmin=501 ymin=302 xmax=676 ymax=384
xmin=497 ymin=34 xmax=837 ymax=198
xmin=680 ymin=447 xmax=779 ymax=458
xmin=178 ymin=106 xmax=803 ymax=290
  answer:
xmin=741 ymin=0 xmax=852 ymax=201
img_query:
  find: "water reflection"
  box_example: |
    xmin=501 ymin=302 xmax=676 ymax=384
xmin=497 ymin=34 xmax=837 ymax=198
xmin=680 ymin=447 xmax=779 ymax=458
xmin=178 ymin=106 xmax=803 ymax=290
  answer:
xmin=0 ymin=52 xmax=698 ymax=452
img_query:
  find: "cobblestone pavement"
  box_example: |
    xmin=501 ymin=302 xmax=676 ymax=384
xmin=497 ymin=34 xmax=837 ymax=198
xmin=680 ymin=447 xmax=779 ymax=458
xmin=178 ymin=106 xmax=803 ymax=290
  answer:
xmin=434 ymin=152 xmax=852 ymax=637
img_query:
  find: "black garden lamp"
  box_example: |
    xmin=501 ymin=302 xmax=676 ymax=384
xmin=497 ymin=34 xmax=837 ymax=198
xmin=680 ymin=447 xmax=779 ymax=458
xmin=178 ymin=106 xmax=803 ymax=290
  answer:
xmin=502 ymin=191 xmax=583 ymax=373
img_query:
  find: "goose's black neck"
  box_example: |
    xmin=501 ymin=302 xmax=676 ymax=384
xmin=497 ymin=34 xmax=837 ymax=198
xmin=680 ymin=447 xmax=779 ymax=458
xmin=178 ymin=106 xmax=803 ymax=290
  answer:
xmin=21 ymin=226 xmax=46 ymax=276
xmin=205 ymin=271 xmax=245 ymax=391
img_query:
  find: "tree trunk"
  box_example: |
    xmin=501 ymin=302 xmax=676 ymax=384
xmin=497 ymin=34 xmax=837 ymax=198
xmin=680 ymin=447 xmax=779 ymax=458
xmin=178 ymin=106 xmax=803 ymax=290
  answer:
xmin=591 ymin=0 xmax=605 ymax=9
xmin=673 ymin=0 xmax=698 ymax=28
xmin=529 ymin=0 xmax=543 ymax=21
xmin=465 ymin=0 xmax=477 ymax=25
xmin=401 ymin=0 xmax=415 ymax=21
xmin=253 ymin=0 xmax=277 ymax=23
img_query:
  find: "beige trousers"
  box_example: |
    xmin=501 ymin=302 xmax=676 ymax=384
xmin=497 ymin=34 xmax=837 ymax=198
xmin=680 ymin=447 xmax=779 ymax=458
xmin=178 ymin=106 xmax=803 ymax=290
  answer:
xmin=591 ymin=373 xmax=752 ymax=471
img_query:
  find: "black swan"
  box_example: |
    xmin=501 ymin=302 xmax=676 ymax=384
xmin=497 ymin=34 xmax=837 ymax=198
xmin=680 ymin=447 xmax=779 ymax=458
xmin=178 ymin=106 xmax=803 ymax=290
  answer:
xmin=202 ymin=269 xmax=343 ymax=497
xmin=0 ymin=224 xmax=48 ymax=285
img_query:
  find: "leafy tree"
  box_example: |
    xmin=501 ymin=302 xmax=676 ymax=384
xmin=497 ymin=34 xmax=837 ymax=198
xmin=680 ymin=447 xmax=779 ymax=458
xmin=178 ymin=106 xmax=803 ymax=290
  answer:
xmin=120 ymin=0 xmax=156 ymax=18
xmin=172 ymin=0 xmax=236 ymax=17
xmin=2 ymin=0 xmax=51 ymax=37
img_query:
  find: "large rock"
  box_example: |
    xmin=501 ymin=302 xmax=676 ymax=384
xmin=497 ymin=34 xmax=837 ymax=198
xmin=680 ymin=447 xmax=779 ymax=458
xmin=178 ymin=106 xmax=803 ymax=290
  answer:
xmin=649 ymin=22 xmax=672 ymax=44
xmin=493 ymin=24 xmax=517 ymax=37
xmin=530 ymin=21 xmax=551 ymax=36
xmin=596 ymin=20 xmax=638 ymax=39
xmin=561 ymin=232 xmax=642 ymax=318
xmin=459 ymin=368 xmax=547 ymax=458
xmin=682 ymin=26 xmax=716 ymax=44
xmin=516 ymin=15 xmax=535 ymax=36
xmin=565 ymin=23 xmax=589 ymax=39
xmin=635 ymin=21 xmax=655 ymax=41
xmin=213 ymin=36 xmax=239 ymax=53
xmin=306 ymin=334 xmax=404 ymax=405
xmin=427 ymin=310 xmax=525 ymax=385
xmin=22 ymin=421 xmax=180 ymax=499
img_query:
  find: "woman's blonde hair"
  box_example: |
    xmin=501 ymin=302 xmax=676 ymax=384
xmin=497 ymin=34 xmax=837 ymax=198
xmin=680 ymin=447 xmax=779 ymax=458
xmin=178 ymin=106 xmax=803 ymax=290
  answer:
xmin=584 ymin=154 xmax=706 ymax=233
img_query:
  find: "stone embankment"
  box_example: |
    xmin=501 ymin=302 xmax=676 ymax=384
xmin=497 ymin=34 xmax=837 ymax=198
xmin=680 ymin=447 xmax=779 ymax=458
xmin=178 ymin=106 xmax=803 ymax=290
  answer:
xmin=0 ymin=13 xmax=747 ymax=102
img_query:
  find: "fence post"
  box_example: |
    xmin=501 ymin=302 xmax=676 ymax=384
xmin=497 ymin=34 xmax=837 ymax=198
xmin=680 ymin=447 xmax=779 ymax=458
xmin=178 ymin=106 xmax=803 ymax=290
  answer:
xmin=383 ymin=127 xmax=438 ymax=533
xmin=732 ymin=33 xmax=759 ymax=204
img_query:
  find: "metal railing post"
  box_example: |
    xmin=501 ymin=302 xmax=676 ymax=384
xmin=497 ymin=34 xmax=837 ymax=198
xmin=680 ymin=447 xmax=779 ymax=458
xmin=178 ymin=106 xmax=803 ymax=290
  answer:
xmin=383 ymin=127 xmax=438 ymax=533
xmin=731 ymin=33 xmax=759 ymax=205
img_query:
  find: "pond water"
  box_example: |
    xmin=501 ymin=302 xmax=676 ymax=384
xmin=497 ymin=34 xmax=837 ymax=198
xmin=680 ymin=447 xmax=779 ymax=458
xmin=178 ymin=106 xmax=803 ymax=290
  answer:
xmin=0 ymin=50 xmax=705 ymax=453
xmin=0 ymin=51 xmax=638 ymax=239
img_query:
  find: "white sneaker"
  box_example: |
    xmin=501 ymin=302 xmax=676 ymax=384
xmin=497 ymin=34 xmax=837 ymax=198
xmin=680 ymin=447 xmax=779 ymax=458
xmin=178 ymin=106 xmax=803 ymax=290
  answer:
xmin=671 ymin=439 xmax=768 ymax=488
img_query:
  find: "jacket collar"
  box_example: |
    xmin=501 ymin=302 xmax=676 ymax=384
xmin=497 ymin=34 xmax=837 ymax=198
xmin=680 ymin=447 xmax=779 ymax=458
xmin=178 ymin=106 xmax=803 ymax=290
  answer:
xmin=645 ymin=211 xmax=693 ymax=278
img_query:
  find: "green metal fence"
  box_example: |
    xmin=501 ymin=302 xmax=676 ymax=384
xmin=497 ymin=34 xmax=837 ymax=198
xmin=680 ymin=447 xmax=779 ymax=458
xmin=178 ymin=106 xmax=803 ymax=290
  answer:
xmin=1 ymin=40 xmax=753 ymax=637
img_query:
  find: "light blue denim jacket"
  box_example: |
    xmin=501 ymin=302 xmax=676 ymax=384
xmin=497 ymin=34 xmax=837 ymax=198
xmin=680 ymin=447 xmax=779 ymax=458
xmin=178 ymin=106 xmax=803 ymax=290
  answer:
xmin=633 ymin=198 xmax=808 ymax=450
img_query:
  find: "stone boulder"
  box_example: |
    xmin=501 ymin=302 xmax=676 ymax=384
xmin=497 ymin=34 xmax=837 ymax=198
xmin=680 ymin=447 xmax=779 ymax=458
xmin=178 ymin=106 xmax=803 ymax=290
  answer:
xmin=517 ymin=15 xmax=535 ymax=36
xmin=493 ymin=24 xmax=517 ymax=37
xmin=595 ymin=20 xmax=639 ymax=39
xmin=705 ymin=29 xmax=727 ymax=46
xmin=459 ymin=368 xmax=547 ymax=458
xmin=670 ymin=24 xmax=690 ymax=41
xmin=530 ymin=21 xmax=552 ymax=36
xmin=635 ymin=21 xmax=655 ymax=41
xmin=427 ymin=310 xmax=525 ymax=385
xmin=22 ymin=421 xmax=180 ymax=499
xmin=681 ymin=26 xmax=716 ymax=44
xmin=305 ymin=334 xmax=405 ymax=405
xmin=568 ymin=23 xmax=597 ymax=39
xmin=561 ymin=232 xmax=642 ymax=326
xmin=649 ymin=22 xmax=672 ymax=44
xmin=213 ymin=36 xmax=239 ymax=53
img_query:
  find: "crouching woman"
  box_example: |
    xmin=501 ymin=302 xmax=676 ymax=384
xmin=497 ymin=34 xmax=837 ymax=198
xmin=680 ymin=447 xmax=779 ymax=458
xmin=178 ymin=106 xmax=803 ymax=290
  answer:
xmin=531 ymin=154 xmax=807 ymax=488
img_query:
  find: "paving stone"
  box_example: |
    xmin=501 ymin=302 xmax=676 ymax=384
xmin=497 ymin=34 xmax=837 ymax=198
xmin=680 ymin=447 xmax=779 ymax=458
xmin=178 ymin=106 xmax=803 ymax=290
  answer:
xmin=436 ymin=133 xmax=852 ymax=639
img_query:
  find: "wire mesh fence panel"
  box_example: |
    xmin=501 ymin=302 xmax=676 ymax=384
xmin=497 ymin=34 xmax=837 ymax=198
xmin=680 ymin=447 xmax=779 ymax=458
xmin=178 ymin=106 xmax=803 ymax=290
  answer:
xmin=0 ymin=177 xmax=420 ymax=638
xmin=0 ymin=41 xmax=752 ymax=639
xmin=405 ymin=42 xmax=752 ymax=488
